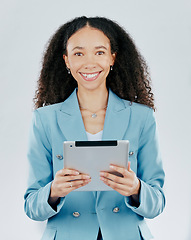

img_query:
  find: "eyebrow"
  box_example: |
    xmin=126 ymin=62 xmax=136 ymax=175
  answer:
xmin=95 ymin=46 xmax=108 ymax=50
xmin=72 ymin=45 xmax=108 ymax=51
xmin=72 ymin=46 xmax=84 ymax=51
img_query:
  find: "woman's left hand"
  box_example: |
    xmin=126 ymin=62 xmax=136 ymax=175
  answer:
xmin=100 ymin=162 xmax=140 ymax=197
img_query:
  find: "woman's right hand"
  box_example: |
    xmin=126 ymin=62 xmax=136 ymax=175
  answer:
xmin=49 ymin=168 xmax=91 ymax=202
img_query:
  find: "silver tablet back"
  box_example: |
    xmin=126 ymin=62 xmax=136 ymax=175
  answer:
xmin=64 ymin=140 xmax=129 ymax=191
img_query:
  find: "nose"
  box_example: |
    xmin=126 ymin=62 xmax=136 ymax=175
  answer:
xmin=83 ymin=54 xmax=97 ymax=70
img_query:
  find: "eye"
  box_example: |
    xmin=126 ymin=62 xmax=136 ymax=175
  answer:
xmin=74 ymin=52 xmax=83 ymax=56
xmin=96 ymin=51 xmax=105 ymax=55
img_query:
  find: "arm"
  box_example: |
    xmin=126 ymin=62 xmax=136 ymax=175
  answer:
xmin=125 ymin=108 xmax=166 ymax=218
xmin=24 ymin=110 xmax=65 ymax=221
xmin=24 ymin=110 xmax=91 ymax=221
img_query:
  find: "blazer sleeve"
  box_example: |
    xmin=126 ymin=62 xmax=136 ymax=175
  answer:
xmin=24 ymin=110 xmax=65 ymax=221
xmin=125 ymin=108 xmax=166 ymax=219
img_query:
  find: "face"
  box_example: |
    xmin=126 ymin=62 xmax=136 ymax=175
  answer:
xmin=63 ymin=26 xmax=116 ymax=92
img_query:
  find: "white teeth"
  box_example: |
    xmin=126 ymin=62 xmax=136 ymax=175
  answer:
xmin=81 ymin=73 xmax=99 ymax=78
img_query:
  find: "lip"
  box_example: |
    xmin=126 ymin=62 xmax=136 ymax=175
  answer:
xmin=79 ymin=71 xmax=102 ymax=81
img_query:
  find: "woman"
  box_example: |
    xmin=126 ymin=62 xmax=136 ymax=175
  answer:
xmin=24 ymin=16 xmax=165 ymax=240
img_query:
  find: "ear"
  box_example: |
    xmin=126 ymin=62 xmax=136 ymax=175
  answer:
xmin=111 ymin=52 xmax=116 ymax=65
xmin=63 ymin=54 xmax=70 ymax=69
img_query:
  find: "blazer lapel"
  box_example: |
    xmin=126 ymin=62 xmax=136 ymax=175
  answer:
xmin=56 ymin=89 xmax=87 ymax=141
xmin=102 ymin=89 xmax=131 ymax=141
xmin=56 ymin=88 xmax=131 ymax=141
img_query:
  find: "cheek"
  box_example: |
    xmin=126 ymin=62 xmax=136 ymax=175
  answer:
xmin=67 ymin=56 xmax=82 ymax=70
xmin=100 ymin=58 xmax=111 ymax=70
xmin=69 ymin=62 xmax=82 ymax=72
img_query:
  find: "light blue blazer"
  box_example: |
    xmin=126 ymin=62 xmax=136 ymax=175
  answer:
xmin=24 ymin=89 xmax=165 ymax=240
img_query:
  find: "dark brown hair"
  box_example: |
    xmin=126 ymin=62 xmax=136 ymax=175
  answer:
xmin=34 ymin=16 xmax=155 ymax=110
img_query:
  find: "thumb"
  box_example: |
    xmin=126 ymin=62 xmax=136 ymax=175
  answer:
xmin=127 ymin=161 xmax=131 ymax=171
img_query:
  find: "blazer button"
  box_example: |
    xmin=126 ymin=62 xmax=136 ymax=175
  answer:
xmin=129 ymin=151 xmax=134 ymax=156
xmin=113 ymin=207 xmax=120 ymax=213
xmin=73 ymin=212 xmax=80 ymax=217
xmin=56 ymin=155 xmax=63 ymax=160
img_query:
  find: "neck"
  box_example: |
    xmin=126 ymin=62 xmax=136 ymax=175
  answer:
xmin=77 ymin=87 xmax=109 ymax=112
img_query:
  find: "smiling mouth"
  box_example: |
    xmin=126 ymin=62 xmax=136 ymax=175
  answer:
xmin=80 ymin=71 xmax=101 ymax=81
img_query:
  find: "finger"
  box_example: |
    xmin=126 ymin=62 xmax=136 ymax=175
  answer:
xmin=100 ymin=176 xmax=138 ymax=197
xmin=66 ymin=179 xmax=91 ymax=188
xmin=51 ymin=178 xmax=91 ymax=198
xmin=57 ymin=168 xmax=80 ymax=176
xmin=109 ymin=165 xmax=128 ymax=177
xmin=67 ymin=179 xmax=91 ymax=191
xmin=100 ymin=176 xmax=126 ymax=191
xmin=100 ymin=171 xmax=124 ymax=184
xmin=127 ymin=161 xmax=131 ymax=172
xmin=63 ymin=174 xmax=91 ymax=182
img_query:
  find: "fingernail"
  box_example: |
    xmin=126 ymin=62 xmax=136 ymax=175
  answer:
xmin=100 ymin=172 xmax=104 ymax=176
xmin=74 ymin=171 xmax=79 ymax=175
xmin=110 ymin=165 xmax=115 ymax=169
xmin=85 ymin=175 xmax=91 ymax=179
xmin=85 ymin=179 xmax=91 ymax=183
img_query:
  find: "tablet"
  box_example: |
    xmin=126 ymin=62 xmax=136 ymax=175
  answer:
xmin=63 ymin=140 xmax=129 ymax=191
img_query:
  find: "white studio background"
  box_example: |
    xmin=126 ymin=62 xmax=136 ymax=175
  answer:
xmin=0 ymin=0 xmax=191 ymax=239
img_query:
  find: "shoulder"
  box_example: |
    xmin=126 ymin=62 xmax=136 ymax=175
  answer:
xmin=32 ymin=102 xmax=63 ymax=125
xmin=110 ymin=89 xmax=153 ymax=113
xmin=120 ymin=94 xmax=154 ymax=116
xmin=122 ymin=99 xmax=156 ymax=127
xmin=127 ymin=100 xmax=153 ymax=115
xmin=109 ymin=90 xmax=155 ymax=122
xmin=35 ymin=102 xmax=63 ymax=115
xmin=35 ymin=88 xmax=78 ymax=117
xmin=37 ymin=101 xmax=64 ymax=113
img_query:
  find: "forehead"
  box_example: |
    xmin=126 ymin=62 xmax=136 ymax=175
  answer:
xmin=67 ymin=26 xmax=111 ymax=50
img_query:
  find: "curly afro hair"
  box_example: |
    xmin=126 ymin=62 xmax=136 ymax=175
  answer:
xmin=34 ymin=16 xmax=155 ymax=110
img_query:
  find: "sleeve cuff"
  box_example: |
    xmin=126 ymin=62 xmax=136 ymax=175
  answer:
xmin=37 ymin=182 xmax=65 ymax=219
xmin=124 ymin=179 xmax=145 ymax=214
xmin=124 ymin=179 xmax=164 ymax=218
